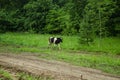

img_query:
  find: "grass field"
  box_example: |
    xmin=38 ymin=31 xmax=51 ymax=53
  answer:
xmin=0 ymin=32 xmax=120 ymax=54
xmin=0 ymin=32 xmax=120 ymax=75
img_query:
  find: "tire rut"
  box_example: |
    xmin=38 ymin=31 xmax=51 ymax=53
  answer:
xmin=0 ymin=53 xmax=119 ymax=80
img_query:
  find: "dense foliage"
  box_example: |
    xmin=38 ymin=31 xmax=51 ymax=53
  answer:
xmin=0 ymin=0 xmax=120 ymax=43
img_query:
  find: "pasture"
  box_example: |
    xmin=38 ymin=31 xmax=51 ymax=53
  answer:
xmin=0 ymin=32 xmax=120 ymax=75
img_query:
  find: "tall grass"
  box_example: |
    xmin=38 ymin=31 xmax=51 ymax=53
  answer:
xmin=0 ymin=33 xmax=49 ymax=47
xmin=78 ymin=37 xmax=120 ymax=55
xmin=0 ymin=32 xmax=120 ymax=54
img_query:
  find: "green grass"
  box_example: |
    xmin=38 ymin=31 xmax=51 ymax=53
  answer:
xmin=18 ymin=72 xmax=52 ymax=80
xmin=78 ymin=37 xmax=120 ymax=55
xmin=0 ymin=33 xmax=78 ymax=51
xmin=0 ymin=68 xmax=13 ymax=80
xmin=0 ymin=32 xmax=120 ymax=54
xmin=0 ymin=32 xmax=120 ymax=75
xmin=0 ymin=67 xmax=52 ymax=80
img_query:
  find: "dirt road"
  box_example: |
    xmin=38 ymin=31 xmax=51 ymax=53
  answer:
xmin=0 ymin=53 xmax=119 ymax=80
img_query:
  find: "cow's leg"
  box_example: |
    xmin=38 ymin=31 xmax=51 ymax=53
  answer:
xmin=54 ymin=43 xmax=56 ymax=47
xmin=58 ymin=44 xmax=61 ymax=50
xmin=48 ymin=41 xmax=52 ymax=49
xmin=52 ymin=43 xmax=57 ymax=50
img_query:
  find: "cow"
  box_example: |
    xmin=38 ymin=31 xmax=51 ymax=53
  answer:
xmin=48 ymin=37 xmax=63 ymax=50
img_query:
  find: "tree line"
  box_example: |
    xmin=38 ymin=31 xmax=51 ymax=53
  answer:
xmin=0 ymin=0 xmax=119 ymax=37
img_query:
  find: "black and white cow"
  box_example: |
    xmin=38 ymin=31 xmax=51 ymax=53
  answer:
xmin=48 ymin=37 xmax=63 ymax=49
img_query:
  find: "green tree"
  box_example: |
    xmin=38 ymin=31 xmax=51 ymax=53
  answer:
xmin=69 ymin=0 xmax=88 ymax=34
xmin=45 ymin=9 xmax=70 ymax=34
xmin=106 ymin=0 xmax=120 ymax=36
xmin=84 ymin=0 xmax=116 ymax=37
xmin=23 ymin=0 xmax=53 ymax=33
xmin=0 ymin=0 xmax=119 ymax=36
xmin=79 ymin=13 xmax=94 ymax=45
xmin=0 ymin=0 xmax=29 ymax=32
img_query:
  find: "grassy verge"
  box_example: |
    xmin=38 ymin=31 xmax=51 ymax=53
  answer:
xmin=0 ymin=32 xmax=120 ymax=75
xmin=0 ymin=67 xmax=52 ymax=80
xmin=0 ymin=68 xmax=13 ymax=80
xmin=18 ymin=72 xmax=52 ymax=80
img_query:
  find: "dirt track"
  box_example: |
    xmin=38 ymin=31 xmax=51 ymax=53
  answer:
xmin=0 ymin=53 xmax=119 ymax=80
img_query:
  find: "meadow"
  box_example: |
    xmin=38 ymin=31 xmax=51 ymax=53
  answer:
xmin=0 ymin=32 xmax=120 ymax=75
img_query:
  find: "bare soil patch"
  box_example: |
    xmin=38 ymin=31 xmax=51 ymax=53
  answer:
xmin=0 ymin=53 xmax=119 ymax=80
